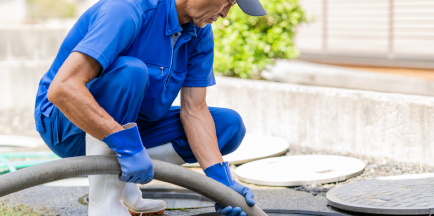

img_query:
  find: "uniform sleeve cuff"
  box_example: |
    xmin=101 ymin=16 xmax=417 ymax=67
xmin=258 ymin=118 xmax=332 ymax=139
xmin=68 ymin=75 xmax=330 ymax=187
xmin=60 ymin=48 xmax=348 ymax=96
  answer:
xmin=182 ymin=79 xmax=216 ymax=87
xmin=72 ymin=46 xmax=109 ymax=71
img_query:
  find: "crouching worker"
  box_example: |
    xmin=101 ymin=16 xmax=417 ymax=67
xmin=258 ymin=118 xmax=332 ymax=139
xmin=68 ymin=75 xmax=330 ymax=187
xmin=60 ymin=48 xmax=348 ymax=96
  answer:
xmin=34 ymin=0 xmax=266 ymax=215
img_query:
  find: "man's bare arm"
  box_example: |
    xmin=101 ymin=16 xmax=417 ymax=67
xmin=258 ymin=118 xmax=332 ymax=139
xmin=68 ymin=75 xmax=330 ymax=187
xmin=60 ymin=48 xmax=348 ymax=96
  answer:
xmin=47 ymin=52 xmax=124 ymax=140
xmin=180 ymin=87 xmax=224 ymax=169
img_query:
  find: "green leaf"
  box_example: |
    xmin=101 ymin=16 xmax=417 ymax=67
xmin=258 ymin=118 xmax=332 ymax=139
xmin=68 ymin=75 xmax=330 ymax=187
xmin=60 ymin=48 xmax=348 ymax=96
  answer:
xmin=212 ymin=0 xmax=306 ymax=79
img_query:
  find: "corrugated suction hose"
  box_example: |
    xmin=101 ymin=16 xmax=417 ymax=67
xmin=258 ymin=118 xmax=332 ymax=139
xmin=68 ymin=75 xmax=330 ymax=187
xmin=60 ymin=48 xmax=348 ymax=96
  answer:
xmin=0 ymin=156 xmax=267 ymax=216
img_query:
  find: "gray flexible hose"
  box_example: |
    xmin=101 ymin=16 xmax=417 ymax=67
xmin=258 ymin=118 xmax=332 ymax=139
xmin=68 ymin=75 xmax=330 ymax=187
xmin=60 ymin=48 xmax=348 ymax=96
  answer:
xmin=0 ymin=155 xmax=267 ymax=216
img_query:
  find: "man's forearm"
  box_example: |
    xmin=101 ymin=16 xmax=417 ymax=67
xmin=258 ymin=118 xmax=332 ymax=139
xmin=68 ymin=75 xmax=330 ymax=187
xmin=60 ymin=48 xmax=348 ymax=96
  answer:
xmin=49 ymin=82 xmax=123 ymax=140
xmin=180 ymin=103 xmax=224 ymax=169
xmin=47 ymin=52 xmax=124 ymax=140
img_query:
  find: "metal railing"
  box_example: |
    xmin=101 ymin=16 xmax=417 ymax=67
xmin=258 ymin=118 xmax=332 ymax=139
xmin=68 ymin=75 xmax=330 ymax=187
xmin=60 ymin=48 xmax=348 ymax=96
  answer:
xmin=296 ymin=0 xmax=434 ymax=68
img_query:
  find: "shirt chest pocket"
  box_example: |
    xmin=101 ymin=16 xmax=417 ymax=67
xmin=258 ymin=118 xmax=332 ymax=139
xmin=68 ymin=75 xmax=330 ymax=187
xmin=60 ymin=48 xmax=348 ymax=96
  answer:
xmin=140 ymin=63 xmax=187 ymax=121
xmin=146 ymin=63 xmax=170 ymax=88
xmin=146 ymin=61 xmax=187 ymax=87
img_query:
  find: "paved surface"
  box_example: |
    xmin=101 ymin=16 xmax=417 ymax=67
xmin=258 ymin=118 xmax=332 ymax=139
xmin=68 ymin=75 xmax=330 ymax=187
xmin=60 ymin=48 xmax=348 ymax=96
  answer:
xmin=0 ymin=162 xmax=347 ymax=215
xmin=0 ymin=178 xmax=353 ymax=216
xmin=327 ymin=174 xmax=434 ymax=215
xmin=236 ymin=155 xmax=365 ymax=187
xmin=6 ymin=171 xmax=434 ymax=215
xmin=3 ymin=146 xmax=434 ymax=215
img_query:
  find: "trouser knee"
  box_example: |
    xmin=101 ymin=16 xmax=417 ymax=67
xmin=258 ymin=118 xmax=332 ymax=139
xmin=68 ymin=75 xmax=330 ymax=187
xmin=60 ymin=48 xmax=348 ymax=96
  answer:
xmin=139 ymin=107 xmax=246 ymax=164
xmin=88 ymin=56 xmax=149 ymax=124
xmin=218 ymin=109 xmax=246 ymax=156
xmin=99 ymin=56 xmax=149 ymax=94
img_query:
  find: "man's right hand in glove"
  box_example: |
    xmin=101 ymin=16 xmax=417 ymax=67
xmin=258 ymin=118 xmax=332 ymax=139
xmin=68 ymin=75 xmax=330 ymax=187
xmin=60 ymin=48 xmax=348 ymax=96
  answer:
xmin=102 ymin=123 xmax=154 ymax=184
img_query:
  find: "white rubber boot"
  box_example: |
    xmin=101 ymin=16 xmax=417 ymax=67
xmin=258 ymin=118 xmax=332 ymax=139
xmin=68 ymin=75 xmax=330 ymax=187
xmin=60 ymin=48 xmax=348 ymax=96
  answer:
xmin=123 ymin=143 xmax=185 ymax=215
xmin=123 ymin=183 xmax=166 ymax=216
xmin=86 ymin=134 xmax=131 ymax=216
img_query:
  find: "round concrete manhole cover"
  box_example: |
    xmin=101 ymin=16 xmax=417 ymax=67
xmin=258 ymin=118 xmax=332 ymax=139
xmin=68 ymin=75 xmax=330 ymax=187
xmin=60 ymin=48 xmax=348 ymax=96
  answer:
xmin=0 ymin=135 xmax=43 ymax=149
xmin=236 ymin=155 xmax=365 ymax=186
xmin=327 ymin=173 xmax=434 ymax=215
xmin=184 ymin=134 xmax=289 ymax=167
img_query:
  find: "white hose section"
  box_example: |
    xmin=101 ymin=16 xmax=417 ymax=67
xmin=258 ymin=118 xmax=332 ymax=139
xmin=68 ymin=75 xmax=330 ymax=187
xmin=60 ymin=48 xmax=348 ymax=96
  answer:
xmin=0 ymin=156 xmax=267 ymax=216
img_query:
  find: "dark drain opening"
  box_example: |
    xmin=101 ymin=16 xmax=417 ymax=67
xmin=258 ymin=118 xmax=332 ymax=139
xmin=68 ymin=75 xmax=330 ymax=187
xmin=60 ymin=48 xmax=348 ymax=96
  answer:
xmin=141 ymin=188 xmax=214 ymax=209
xmin=79 ymin=189 xmax=214 ymax=209
xmin=194 ymin=209 xmax=345 ymax=216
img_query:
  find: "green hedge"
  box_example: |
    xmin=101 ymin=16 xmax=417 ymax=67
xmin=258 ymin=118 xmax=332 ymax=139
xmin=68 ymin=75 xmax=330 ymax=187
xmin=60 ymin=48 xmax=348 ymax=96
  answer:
xmin=212 ymin=0 xmax=306 ymax=79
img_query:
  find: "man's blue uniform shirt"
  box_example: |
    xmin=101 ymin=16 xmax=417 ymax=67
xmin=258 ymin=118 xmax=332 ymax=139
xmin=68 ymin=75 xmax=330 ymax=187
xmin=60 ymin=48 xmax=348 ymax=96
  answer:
xmin=34 ymin=0 xmax=216 ymax=133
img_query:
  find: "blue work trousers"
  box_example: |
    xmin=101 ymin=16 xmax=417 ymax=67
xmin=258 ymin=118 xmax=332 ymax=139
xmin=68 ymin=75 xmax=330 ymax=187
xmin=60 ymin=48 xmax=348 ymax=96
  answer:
xmin=39 ymin=56 xmax=246 ymax=163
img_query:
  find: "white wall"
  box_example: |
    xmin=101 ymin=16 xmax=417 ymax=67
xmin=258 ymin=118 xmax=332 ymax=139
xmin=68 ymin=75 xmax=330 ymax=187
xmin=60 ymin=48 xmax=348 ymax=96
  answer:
xmin=0 ymin=26 xmax=69 ymax=110
xmin=0 ymin=0 xmax=26 ymax=24
xmin=208 ymin=77 xmax=434 ymax=166
xmin=0 ymin=0 xmax=99 ymax=24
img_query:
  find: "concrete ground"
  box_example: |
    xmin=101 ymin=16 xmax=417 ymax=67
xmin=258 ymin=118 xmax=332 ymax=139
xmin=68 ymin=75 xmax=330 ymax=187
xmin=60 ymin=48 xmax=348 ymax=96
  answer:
xmin=0 ymin=179 xmax=351 ymax=216
xmin=4 ymin=168 xmax=432 ymax=216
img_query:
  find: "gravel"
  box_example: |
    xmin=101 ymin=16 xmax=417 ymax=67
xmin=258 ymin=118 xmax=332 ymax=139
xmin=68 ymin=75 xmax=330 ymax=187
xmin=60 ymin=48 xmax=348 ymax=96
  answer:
xmin=285 ymin=147 xmax=434 ymax=197
xmin=1 ymin=186 xmax=88 ymax=216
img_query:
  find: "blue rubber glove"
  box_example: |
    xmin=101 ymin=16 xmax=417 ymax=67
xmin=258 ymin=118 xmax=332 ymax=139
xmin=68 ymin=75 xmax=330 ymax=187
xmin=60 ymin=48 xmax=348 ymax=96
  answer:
xmin=102 ymin=123 xmax=154 ymax=184
xmin=204 ymin=162 xmax=255 ymax=216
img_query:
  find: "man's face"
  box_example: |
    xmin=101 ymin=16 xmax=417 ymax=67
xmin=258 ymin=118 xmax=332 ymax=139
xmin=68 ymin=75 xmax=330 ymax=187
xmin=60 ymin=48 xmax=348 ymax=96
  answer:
xmin=190 ymin=0 xmax=236 ymax=28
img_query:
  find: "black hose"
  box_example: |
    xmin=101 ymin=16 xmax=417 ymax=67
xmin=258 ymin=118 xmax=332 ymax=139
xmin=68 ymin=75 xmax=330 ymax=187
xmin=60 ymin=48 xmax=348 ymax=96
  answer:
xmin=0 ymin=155 xmax=267 ymax=215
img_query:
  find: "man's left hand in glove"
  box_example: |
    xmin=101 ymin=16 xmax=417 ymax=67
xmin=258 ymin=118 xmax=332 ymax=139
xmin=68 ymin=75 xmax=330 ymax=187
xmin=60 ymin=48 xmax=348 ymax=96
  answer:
xmin=204 ymin=161 xmax=255 ymax=216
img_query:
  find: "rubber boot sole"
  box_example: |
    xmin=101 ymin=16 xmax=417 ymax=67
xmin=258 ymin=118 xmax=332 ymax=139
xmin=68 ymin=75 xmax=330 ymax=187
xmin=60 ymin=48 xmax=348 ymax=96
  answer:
xmin=129 ymin=209 xmax=165 ymax=216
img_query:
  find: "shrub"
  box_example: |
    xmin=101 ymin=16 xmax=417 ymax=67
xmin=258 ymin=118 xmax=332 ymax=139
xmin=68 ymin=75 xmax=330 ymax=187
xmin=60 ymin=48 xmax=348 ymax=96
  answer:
xmin=212 ymin=0 xmax=306 ymax=79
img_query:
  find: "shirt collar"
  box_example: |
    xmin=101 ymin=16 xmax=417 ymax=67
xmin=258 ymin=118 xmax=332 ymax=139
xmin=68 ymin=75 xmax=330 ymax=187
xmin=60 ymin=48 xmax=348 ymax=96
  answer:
xmin=165 ymin=0 xmax=197 ymax=37
xmin=182 ymin=22 xmax=197 ymax=38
